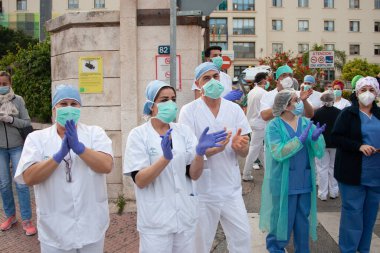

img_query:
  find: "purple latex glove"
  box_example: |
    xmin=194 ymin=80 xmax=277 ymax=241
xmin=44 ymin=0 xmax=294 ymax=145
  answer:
xmin=312 ymin=122 xmax=326 ymax=141
xmin=53 ymin=135 xmax=70 ymax=163
xmin=223 ymin=89 xmax=244 ymax=101
xmin=65 ymin=120 xmax=85 ymax=155
xmin=196 ymin=127 xmax=227 ymax=156
xmin=160 ymin=128 xmax=173 ymax=160
xmin=298 ymin=121 xmax=313 ymax=144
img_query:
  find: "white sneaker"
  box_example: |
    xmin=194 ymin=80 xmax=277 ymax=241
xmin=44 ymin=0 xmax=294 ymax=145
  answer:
xmin=318 ymin=195 xmax=327 ymax=201
xmin=252 ymin=163 xmax=261 ymax=170
xmin=242 ymin=175 xmax=254 ymax=181
xmin=330 ymin=193 xmax=339 ymax=199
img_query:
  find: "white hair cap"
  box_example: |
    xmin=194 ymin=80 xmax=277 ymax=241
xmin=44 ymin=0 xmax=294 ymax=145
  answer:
xmin=355 ymin=76 xmax=380 ymax=95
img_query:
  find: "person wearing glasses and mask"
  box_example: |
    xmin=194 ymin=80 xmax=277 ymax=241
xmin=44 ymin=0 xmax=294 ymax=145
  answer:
xmin=14 ymin=84 xmax=113 ymax=253
xmin=331 ymin=77 xmax=380 ymax=253
xmin=260 ymin=89 xmax=326 ymax=253
xmin=124 ymin=80 xmax=226 ymax=252
xmin=178 ymin=62 xmax=251 ymax=252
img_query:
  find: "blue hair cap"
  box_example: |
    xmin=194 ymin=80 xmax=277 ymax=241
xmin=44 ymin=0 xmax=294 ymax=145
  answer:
xmin=194 ymin=62 xmax=219 ymax=81
xmin=52 ymin=84 xmax=82 ymax=107
xmin=143 ymin=80 xmax=173 ymax=115
xmin=275 ymin=65 xmax=293 ymax=80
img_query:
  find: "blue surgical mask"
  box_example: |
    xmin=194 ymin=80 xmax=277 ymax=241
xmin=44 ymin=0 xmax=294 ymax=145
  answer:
xmin=0 ymin=86 xmax=10 ymax=95
xmin=156 ymin=100 xmax=178 ymax=123
xmin=202 ymin=78 xmax=225 ymax=99
xmin=56 ymin=106 xmax=81 ymax=127
xmin=292 ymin=101 xmax=304 ymax=116
xmin=211 ymin=56 xmax=223 ymax=70
xmin=264 ymin=81 xmax=270 ymax=90
xmin=334 ymin=90 xmax=342 ymax=97
xmin=303 ymin=85 xmax=312 ymax=91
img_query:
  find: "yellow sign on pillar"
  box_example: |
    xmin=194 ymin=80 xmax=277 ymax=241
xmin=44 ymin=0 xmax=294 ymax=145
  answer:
xmin=78 ymin=56 xmax=103 ymax=93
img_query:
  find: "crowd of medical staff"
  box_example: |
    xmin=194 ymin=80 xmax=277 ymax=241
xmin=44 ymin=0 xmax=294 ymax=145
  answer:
xmin=0 ymin=44 xmax=380 ymax=253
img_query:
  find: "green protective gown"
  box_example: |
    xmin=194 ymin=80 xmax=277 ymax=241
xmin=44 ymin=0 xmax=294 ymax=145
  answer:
xmin=259 ymin=116 xmax=325 ymax=241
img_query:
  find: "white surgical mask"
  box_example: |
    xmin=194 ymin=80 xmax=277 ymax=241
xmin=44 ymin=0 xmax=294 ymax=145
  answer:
xmin=281 ymin=77 xmax=293 ymax=89
xmin=358 ymin=91 xmax=376 ymax=106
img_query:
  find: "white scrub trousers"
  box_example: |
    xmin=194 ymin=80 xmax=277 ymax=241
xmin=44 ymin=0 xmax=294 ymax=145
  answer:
xmin=242 ymin=129 xmax=265 ymax=178
xmin=40 ymin=237 xmax=105 ymax=253
xmin=316 ymin=148 xmax=339 ymax=199
xmin=139 ymin=227 xmax=196 ymax=253
xmin=194 ymin=196 xmax=252 ymax=253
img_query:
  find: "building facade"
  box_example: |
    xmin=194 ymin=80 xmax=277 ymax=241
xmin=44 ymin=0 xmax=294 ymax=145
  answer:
xmin=210 ymin=0 xmax=380 ymax=79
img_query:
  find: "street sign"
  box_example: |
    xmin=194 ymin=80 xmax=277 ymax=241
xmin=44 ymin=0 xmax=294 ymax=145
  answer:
xmin=221 ymin=55 xmax=232 ymax=70
xmin=158 ymin=45 xmax=170 ymax=55
xmin=156 ymin=55 xmax=182 ymax=89
xmin=309 ymin=51 xmax=335 ymax=69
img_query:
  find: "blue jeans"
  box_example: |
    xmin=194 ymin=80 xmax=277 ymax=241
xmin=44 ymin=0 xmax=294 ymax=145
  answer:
xmin=0 ymin=146 xmax=32 ymax=220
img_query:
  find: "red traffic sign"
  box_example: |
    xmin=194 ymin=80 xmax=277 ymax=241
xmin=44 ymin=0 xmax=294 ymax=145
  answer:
xmin=221 ymin=55 xmax=232 ymax=70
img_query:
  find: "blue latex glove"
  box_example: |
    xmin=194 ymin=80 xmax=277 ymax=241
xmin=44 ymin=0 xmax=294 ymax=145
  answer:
xmin=312 ymin=122 xmax=326 ymax=141
xmin=196 ymin=127 xmax=228 ymax=156
xmin=160 ymin=128 xmax=173 ymax=160
xmin=223 ymin=89 xmax=244 ymax=101
xmin=65 ymin=120 xmax=85 ymax=155
xmin=53 ymin=135 xmax=70 ymax=163
xmin=298 ymin=121 xmax=313 ymax=144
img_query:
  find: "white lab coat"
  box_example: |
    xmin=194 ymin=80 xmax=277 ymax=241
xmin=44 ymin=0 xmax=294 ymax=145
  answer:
xmin=123 ymin=121 xmax=198 ymax=235
xmin=178 ymin=98 xmax=252 ymax=252
xmin=14 ymin=123 xmax=113 ymax=251
xmin=334 ymin=97 xmax=351 ymax=110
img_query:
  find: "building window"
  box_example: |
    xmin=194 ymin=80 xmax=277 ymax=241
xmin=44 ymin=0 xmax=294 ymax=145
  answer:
xmin=272 ymin=20 xmax=283 ymax=31
xmin=298 ymin=20 xmax=309 ymax=32
xmin=324 ymin=44 xmax=335 ymax=51
xmin=272 ymin=43 xmax=283 ymax=54
xmin=234 ymin=66 xmax=249 ymax=78
xmin=376 ymin=0 xmax=380 ymax=9
xmin=216 ymin=0 xmax=228 ymax=11
xmin=349 ymin=21 xmax=360 ymax=32
xmin=298 ymin=0 xmax=309 ymax=7
xmin=210 ymin=42 xmax=228 ymax=51
xmin=272 ymin=0 xmax=282 ymax=7
xmin=298 ymin=43 xmax=309 ymax=53
xmin=233 ymin=42 xmax=255 ymax=58
xmin=324 ymin=21 xmax=335 ymax=31
xmin=233 ymin=18 xmax=255 ymax=35
xmin=375 ymin=22 xmax=380 ymax=32
xmin=68 ymin=0 xmax=79 ymax=9
xmin=17 ymin=0 xmax=27 ymax=10
xmin=375 ymin=45 xmax=380 ymax=55
xmin=233 ymin=0 xmax=255 ymax=11
xmin=210 ymin=18 xmax=227 ymax=41
xmin=94 ymin=0 xmax=105 ymax=8
xmin=349 ymin=44 xmax=360 ymax=55
xmin=324 ymin=0 xmax=334 ymax=8
xmin=324 ymin=70 xmax=335 ymax=81
xmin=349 ymin=0 xmax=359 ymax=8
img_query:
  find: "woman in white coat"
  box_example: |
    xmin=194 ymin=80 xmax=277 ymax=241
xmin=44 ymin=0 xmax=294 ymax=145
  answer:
xmin=123 ymin=80 xmax=226 ymax=253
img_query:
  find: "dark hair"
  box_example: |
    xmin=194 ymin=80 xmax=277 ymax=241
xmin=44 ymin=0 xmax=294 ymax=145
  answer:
xmin=154 ymin=86 xmax=176 ymax=103
xmin=0 ymin=71 xmax=12 ymax=83
xmin=205 ymin=46 xmax=222 ymax=57
xmin=254 ymin=72 xmax=268 ymax=84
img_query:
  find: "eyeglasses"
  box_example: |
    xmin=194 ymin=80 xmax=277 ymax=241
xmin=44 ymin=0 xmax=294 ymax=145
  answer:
xmin=63 ymin=153 xmax=72 ymax=183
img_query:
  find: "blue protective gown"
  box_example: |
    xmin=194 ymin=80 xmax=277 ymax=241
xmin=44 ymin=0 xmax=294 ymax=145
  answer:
xmin=338 ymin=112 xmax=380 ymax=253
xmin=260 ymin=116 xmax=325 ymax=253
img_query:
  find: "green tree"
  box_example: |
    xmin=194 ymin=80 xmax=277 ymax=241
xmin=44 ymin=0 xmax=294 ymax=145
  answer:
xmin=341 ymin=58 xmax=380 ymax=81
xmin=0 ymin=39 xmax=51 ymax=122
xmin=0 ymin=26 xmax=38 ymax=58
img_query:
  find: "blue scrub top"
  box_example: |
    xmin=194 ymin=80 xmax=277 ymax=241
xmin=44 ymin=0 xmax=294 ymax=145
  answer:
xmin=360 ymin=111 xmax=380 ymax=186
xmin=282 ymin=117 xmax=312 ymax=195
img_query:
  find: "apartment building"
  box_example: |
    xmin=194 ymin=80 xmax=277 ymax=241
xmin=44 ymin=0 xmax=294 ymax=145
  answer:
xmin=0 ymin=0 xmax=119 ymax=39
xmin=210 ymin=0 xmax=380 ymax=79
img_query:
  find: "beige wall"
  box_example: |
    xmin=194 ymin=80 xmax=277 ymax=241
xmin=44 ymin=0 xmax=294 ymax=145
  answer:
xmin=52 ymin=0 xmax=119 ymax=17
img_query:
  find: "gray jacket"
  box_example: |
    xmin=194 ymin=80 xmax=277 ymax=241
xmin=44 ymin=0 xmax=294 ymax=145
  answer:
xmin=0 ymin=95 xmax=31 ymax=149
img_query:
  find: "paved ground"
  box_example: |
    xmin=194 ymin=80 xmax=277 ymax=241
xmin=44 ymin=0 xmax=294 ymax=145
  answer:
xmin=1 ymin=161 xmax=380 ymax=252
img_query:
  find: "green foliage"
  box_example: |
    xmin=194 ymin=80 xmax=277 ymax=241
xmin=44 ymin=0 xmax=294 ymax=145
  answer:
xmin=0 ymin=26 xmax=38 ymax=58
xmin=341 ymin=58 xmax=380 ymax=81
xmin=115 ymin=193 xmax=127 ymax=215
xmin=0 ymin=39 xmax=52 ymax=122
xmin=342 ymin=89 xmax=352 ymax=101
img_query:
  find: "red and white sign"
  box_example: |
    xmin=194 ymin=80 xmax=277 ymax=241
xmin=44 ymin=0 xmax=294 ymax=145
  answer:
xmin=155 ymin=55 xmax=182 ymax=89
xmin=221 ymin=55 xmax=232 ymax=70
xmin=309 ymin=51 xmax=335 ymax=69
